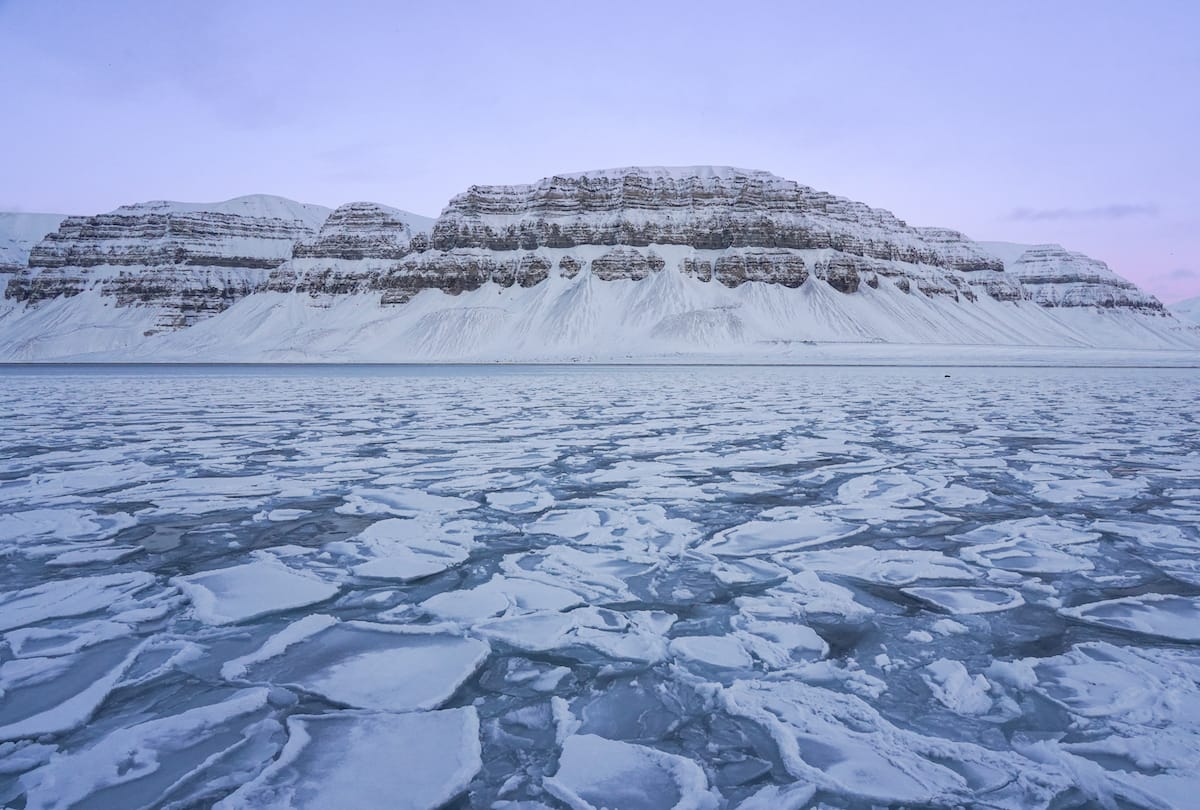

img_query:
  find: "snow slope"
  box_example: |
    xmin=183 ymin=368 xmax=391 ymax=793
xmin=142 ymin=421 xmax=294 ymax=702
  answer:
xmin=1171 ymin=295 xmax=1200 ymax=325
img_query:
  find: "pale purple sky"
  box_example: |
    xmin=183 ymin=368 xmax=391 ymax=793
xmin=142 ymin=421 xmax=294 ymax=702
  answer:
xmin=2 ymin=0 xmax=1197 ymax=301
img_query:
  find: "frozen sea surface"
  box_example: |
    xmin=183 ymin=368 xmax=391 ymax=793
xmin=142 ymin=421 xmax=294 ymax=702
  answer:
xmin=0 ymin=363 xmax=1198 ymax=809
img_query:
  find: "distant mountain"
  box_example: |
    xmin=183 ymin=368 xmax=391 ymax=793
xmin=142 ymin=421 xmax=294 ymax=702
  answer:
xmin=0 ymin=212 xmax=69 ymax=317
xmin=1171 ymin=295 xmax=1200 ymax=325
xmin=0 ymin=168 xmax=1196 ymax=362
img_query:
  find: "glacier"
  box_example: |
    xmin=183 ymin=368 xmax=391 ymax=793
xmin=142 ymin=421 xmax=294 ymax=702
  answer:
xmin=0 ymin=363 xmax=1198 ymax=808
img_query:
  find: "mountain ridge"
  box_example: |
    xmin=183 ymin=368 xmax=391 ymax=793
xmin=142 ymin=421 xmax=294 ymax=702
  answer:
xmin=1 ymin=167 xmax=1196 ymax=362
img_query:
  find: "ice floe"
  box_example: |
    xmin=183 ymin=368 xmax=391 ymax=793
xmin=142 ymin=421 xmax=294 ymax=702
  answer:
xmin=173 ymin=560 xmax=338 ymax=625
xmin=545 ymin=734 xmax=719 ymax=810
xmin=904 ymin=586 xmax=1026 ymax=614
xmin=700 ymin=510 xmax=862 ymax=557
xmin=1060 ymin=593 xmax=1200 ymax=642
xmin=226 ymin=619 xmax=489 ymax=711
xmin=218 ymin=707 xmax=481 ymax=810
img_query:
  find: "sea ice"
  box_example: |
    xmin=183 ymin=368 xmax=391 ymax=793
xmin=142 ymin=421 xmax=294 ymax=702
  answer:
xmin=173 ymin=560 xmax=339 ymax=625
xmin=668 ymin=635 xmax=753 ymax=670
xmin=487 ymin=488 xmax=556 ymax=514
xmin=903 ymin=586 xmax=1025 ymax=615
xmin=217 ymin=708 xmax=481 ymax=810
xmin=700 ymin=510 xmax=861 ymax=557
xmin=420 ymin=574 xmax=583 ymax=623
xmin=545 ymin=734 xmax=719 ymax=810
xmin=0 ymin=572 xmax=158 ymax=632
xmin=20 ymin=688 xmax=275 ymax=810
xmin=1060 ymin=594 xmax=1200 ymax=642
xmin=720 ymin=679 xmax=1066 ymax=806
xmin=336 ymin=516 xmax=477 ymax=581
xmin=922 ymin=658 xmax=994 ymax=715
xmin=227 ymin=620 xmax=489 ymax=711
xmin=0 ymin=639 xmax=143 ymax=740
xmin=959 ymin=540 xmax=1093 ymax=574
xmin=787 ymin=547 xmax=977 ymax=586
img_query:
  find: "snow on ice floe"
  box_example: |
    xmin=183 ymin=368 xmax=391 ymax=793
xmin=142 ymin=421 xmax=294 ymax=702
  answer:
xmin=0 ymin=638 xmax=143 ymax=740
xmin=720 ymin=679 xmax=1068 ymax=807
xmin=332 ymin=516 xmax=477 ymax=581
xmin=668 ymin=635 xmax=753 ymax=670
xmin=531 ymin=503 xmax=700 ymax=554
xmin=0 ymin=508 xmax=136 ymax=550
xmin=419 ymin=574 xmax=583 ymax=623
xmin=335 ymin=487 xmax=477 ymax=516
xmin=225 ymin=619 xmax=488 ymax=711
xmin=1032 ymin=475 xmax=1148 ymax=504
xmin=959 ymin=539 xmax=1094 ymax=574
xmin=486 ymin=488 xmax=556 ymax=514
xmin=217 ymin=708 xmax=481 ymax=810
xmin=735 ymin=571 xmax=873 ymax=625
xmin=786 ymin=547 xmax=976 ymax=586
xmin=731 ymin=618 xmax=829 ymax=667
xmin=20 ymin=688 xmax=277 ymax=810
xmin=903 ymin=586 xmax=1025 ymax=614
xmin=921 ymin=658 xmax=994 ymax=716
xmin=107 ymin=474 xmax=286 ymax=515
xmin=1024 ymin=641 xmax=1200 ymax=722
xmin=1060 ymin=594 xmax=1200 ymax=641
xmin=0 ymin=572 xmax=159 ymax=632
xmin=545 ymin=734 xmax=718 ymax=810
xmin=952 ymin=515 xmax=1101 ymax=547
xmin=700 ymin=509 xmax=862 ymax=557
xmin=477 ymin=607 xmax=676 ymax=664
xmin=173 ymin=560 xmax=339 ymax=625
xmin=3 ymin=366 xmax=1200 ymax=808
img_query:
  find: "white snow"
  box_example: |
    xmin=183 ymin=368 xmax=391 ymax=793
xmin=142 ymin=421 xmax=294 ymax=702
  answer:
xmin=903 ymin=586 xmax=1026 ymax=615
xmin=227 ymin=620 xmax=489 ymax=711
xmin=545 ymin=734 xmax=719 ymax=810
xmin=20 ymin=688 xmax=274 ymax=810
xmin=1060 ymin=594 xmax=1200 ymax=642
xmin=922 ymin=659 xmax=994 ymax=715
xmin=173 ymin=560 xmax=339 ymax=625
xmin=0 ymin=572 xmax=158 ymax=632
xmin=218 ymin=708 xmax=480 ymax=810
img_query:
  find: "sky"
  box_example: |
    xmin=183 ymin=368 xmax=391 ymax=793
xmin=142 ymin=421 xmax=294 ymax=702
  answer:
xmin=1 ymin=0 xmax=1197 ymax=302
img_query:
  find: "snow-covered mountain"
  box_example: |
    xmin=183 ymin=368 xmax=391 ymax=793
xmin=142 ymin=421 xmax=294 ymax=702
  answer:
xmin=1 ymin=168 xmax=1196 ymax=362
xmin=0 ymin=212 xmax=69 ymax=317
xmin=1171 ymin=295 xmax=1200 ymax=325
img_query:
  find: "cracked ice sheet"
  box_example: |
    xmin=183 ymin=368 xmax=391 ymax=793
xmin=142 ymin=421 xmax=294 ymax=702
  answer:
xmin=1060 ymin=593 xmax=1200 ymax=642
xmin=545 ymin=734 xmax=718 ymax=810
xmin=0 ymin=572 xmax=160 ymax=632
xmin=476 ymin=607 xmax=676 ymax=664
xmin=20 ymin=688 xmax=277 ymax=810
xmin=0 ymin=508 xmax=136 ymax=551
xmin=334 ymin=486 xmax=478 ymax=516
xmin=1012 ymin=642 xmax=1200 ymax=809
xmin=0 ymin=638 xmax=144 ymax=740
xmin=904 ymin=586 xmax=1026 ymax=615
xmin=330 ymin=516 xmax=478 ymax=581
xmin=720 ymin=679 xmax=1068 ymax=807
xmin=699 ymin=509 xmax=863 ymax=557
xmin=173 ymin=559 xmax=339 ymax=625
xmin=952 ymin=516 xmax=1101 ymax=547
xmin=218 ymin=708 xmax=481 ymax=810
xmin=225 ymin=618 xmax=489 ymax=711
xmin=783 ymin=547 xmax=977 ymax=585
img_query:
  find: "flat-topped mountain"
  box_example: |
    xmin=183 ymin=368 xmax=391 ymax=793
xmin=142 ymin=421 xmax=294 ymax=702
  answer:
xmin=0 ymin=168 xmax=1194 ymax=361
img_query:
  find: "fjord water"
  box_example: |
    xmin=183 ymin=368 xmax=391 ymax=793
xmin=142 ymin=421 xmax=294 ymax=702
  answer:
xmin=1 ymin=364 xmax=1198 ymax=809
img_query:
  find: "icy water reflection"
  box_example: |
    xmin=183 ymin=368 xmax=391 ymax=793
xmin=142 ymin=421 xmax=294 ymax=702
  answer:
xmin=0 ymin=364 xmax=1198 ymax=809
